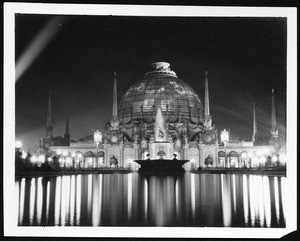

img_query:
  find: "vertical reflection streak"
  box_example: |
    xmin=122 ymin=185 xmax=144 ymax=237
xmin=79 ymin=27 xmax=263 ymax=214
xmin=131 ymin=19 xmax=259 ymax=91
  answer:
xmin=280 ymin=177 xmax=287 ymax=224
xmin=29 ymin=178 xmax=36 ymax=225
xmin=262 ymin=176 xmax=271 ymax=227
xmin=175 ymin=179 xmax=179 ymax=222
xmin=242 ymin=175 xmax=248 ymax=226
xmin=60 ymin=176 xmax=66 ymax=226
xmin=128 ymin=174 xmax=132 ymax=220
xmin=19 ymin=178 xmax=25 ymax=225
xmin=191 ymin=174 xmax=195 ymax=218
xmin=76 ymin=175 xmax=81 ymax=225
xmin=274 ymin=177 xmax=280 ymax=222
xmin=232 ymin=174 xmax=236 ymax=213
xmin=16 ymin=180 xmax=20 ymax=225
xmin=249 ymin=176 xmax=256 ymax=226
xmin=144 ymin=178 xmax=148 ymax=221
xmin=92 ymin=175 xmax=99 ymax=226
xmin=54 ymin=176 xmax=61 ymax=225
xmin=258 ymin=177 xmax=265 ymax=227
xmin=99 ymin=174 xmax=102 ymax=225
xmin=46 ymin=181 xmax=50 ymax=223
xmin=64 ymin=176 xmax=70 ymax=225
xmin=36 ymin=177 xmax=43 ymax=225
xmin=87 ymin=174 xmax=92 ymax=220
xmin=221 ymin=174 xmax=232 ymax=227
xmin=69 ymin=175 xmax=75 ymax=226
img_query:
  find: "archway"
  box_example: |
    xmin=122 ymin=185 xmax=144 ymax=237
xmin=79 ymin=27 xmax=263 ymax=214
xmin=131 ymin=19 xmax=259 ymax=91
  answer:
xmin=228 ymin=151 xmax=239 ymax=168
xmin=218 ymin=151 xmax=226 ymax=167
xmin=84 ymin=151 xmax=95 ymax=169
xmin=96 ymin=151 xmax=105 ymax=168
xmin=240 ymin=151 xmax=248 ymax=168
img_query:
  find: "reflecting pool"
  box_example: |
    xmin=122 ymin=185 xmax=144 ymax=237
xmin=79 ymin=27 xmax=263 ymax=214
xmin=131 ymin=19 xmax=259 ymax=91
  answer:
xmin=15 ymin=173 xmax=286 ymax=227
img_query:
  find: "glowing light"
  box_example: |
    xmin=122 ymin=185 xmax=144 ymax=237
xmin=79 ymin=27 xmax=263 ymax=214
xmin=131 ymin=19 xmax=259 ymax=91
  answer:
xmin=255 ymin=150 xmax=261 ymax=156
xmin=220 ymin=129 xmax=229 ymax=143
xmin=63 ymin=150 xmax=69 ymax=157
xmin=71 ymin=152 xmax=76 ymax=158
xmin=16 ymin=16 xmax=67 ymax=81
xmin=56 ymin=149 xmax=62 ymax=155
xmin=21 ymin=151 xmax=27 ymax=159
xmin=38 ymin=154 xmax=45 ymax=163
xmin=272 ymin=155 xmax=278 ymax=162
xmin=77 ymin=153 xmax=83 ymax=159
xmin=279 ymin=153 xmax=286 ymax=164
xmin=30 ymin=155 xmax=37 ymax=163
xmin=15 ymin=140 xmax=22 ymax=149
xmin=94 ymin=130 xmax=102 ymax=144
xmin=47 ymin=157 xmax=52 ymax=162
xmin=261 ymin=148 xmax=269 ymax=155
xmin=252 ymin=156 xmax=259 ymax=167
xmin=259 ymin=156 xmax=266 ymax=164
xmin=241 ymin=152 xmax=247 ymax=159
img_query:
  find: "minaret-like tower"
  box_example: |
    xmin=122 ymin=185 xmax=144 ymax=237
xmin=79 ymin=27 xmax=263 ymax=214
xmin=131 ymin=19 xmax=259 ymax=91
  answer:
xmin=64 ymin=116 xmax=70 ymax=146
xmin=205 ymin=71 xmax=210 ymax=118
xmin=252 ymin=103 xmax=257 ymax=142
xmin=203 ymin=71 xmax=212 ymax=130
xmin=112 ymin=71 xmax=118 ymax=120
xmin=271 ymin=88 xmax=279 ymax=139
xmin=45 ymin=91 xmax=53 ymax=138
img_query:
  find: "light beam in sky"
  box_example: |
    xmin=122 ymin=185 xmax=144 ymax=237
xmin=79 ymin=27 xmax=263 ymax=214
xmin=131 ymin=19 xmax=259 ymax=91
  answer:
xmin=16 ymin=16 xmax=68 ymax=82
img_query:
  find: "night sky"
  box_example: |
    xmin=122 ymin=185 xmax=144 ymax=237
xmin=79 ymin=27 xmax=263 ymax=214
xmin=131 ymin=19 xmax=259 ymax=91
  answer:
xmin=15 ymin=14 xmax=287 ymax=151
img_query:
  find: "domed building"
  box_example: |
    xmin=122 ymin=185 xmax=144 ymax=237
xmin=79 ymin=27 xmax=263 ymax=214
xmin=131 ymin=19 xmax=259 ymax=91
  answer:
xmin=43 ymin=62 xmax=279 ymax=171
xmin=118 ymin=62 xmax=204 ymax=125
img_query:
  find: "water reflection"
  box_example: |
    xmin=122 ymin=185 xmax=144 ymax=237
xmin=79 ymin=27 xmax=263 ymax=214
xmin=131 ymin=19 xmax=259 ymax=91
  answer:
xmin=15 ymin=173 xmax=286 ymax=227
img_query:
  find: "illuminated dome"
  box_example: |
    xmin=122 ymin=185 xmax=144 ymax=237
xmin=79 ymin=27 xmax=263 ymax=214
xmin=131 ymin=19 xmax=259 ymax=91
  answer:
xmin=118 ymin=62 xmax=204 ymax=124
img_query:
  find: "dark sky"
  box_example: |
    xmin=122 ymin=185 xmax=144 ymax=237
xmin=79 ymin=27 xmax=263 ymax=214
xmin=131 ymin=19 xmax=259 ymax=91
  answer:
xmin=15 ymin=14 xmax=287 ymax=151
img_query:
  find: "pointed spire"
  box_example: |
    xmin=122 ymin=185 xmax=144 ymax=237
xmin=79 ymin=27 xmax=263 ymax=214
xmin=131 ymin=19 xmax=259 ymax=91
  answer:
xmin=204 ymin=71 xmax=210 ymax=118
xmin=271 ymin=88 xmax=277 ymax=129
xmin=112 ymin=72 xmax=118 ymax=119
xmin=64 ymin=115 xmax=70 ymax=146
xmin=47 ymin=91 xmax=52 ymax=127
xmin=252 ymin=102 xmax=257 ymax=142
xmin=45 ymin=91 xmax=53 ymax=137
xmin=271 ymin=88 xmax=279 ymax=139
xmin=65 ymin=116 xmax=69 ymax=135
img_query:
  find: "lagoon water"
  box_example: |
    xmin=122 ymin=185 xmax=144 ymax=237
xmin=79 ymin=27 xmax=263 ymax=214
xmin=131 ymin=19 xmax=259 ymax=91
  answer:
xmin=15 ymin=173 xmax=286 ymax=227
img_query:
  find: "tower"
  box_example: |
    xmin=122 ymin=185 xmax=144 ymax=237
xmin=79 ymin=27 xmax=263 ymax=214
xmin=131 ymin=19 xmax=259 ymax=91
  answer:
xmin=112 ymin=71 xmax=118 ymax=120
xmin=252 ymin=103 xmax=257 ymax=142
xmin=45 ymin=91 xmax=53 ymax=138
xmin=270 ymin=89 xmax=279 ymax=139
xmin=205 ymin=71 xmax=210 ymax=118
xmin=64 ymin=116 xmax=70 ymax=146
xmin=203 ymin=71 xmax=212 ymax=130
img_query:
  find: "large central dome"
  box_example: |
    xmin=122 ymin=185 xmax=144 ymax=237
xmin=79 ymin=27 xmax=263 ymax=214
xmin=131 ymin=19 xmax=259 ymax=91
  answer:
xmin=118 ymin=62 xmax=204 ymax=124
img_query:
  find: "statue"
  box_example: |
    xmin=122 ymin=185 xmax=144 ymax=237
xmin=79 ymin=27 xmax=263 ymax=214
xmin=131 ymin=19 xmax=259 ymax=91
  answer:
xmin=158 ymin=127 xmax=164 ymax=140
xmin=175 ymin=138 xmax=182 ymax=149
xmin=141 ymin=138 xmax=148 ymax=149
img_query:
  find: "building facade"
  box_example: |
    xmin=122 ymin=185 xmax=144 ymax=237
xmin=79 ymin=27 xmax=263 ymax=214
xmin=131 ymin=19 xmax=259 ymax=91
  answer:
xmin=42 ymin=62 xmax=282 ymax=170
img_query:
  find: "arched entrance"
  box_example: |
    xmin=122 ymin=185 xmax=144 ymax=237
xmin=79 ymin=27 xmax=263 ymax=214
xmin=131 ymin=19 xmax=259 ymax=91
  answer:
xmin=228 ymin=151 xmax=239 ymax=168
xmin=218 ymin=151 xmax=226 ymax=167
xmin=84 ymin=151 xmax=95 ymax=169
xmin=240 ymin=151 xmax=248 ymax=168
xmin=96 ymin=151 xmax=105 ymax=168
